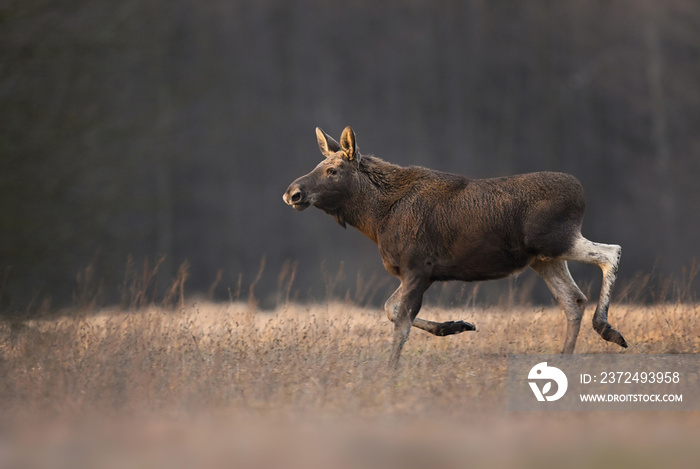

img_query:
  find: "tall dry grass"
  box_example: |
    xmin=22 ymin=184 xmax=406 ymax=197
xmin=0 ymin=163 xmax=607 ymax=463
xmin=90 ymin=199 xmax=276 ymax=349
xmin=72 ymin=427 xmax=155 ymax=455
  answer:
xmin=1 ymin=298 xmax=699 ymax=467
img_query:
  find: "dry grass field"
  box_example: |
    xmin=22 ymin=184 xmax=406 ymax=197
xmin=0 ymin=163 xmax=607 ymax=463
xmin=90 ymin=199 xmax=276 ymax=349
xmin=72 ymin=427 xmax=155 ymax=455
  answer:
xmin=1 ymin=299 xmax=699 ymax=468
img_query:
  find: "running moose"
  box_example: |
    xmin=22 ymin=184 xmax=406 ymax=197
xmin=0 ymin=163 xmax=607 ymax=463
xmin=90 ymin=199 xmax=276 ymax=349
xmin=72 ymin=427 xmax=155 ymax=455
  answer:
xmin=283 ymin=127 xmax=627 ymax=367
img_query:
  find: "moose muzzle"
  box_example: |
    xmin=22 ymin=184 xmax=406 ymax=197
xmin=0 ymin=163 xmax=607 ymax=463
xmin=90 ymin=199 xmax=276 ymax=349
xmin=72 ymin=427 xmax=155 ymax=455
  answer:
xmin=283 ymin=184 xmax=310 ymax=211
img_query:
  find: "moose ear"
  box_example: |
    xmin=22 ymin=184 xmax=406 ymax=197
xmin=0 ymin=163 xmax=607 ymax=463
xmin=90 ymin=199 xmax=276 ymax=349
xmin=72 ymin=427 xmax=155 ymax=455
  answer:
xmin=316 ymin=127 xmax=341 ymax=158
xmin=340 ymin=126 xmax=359 ymax=161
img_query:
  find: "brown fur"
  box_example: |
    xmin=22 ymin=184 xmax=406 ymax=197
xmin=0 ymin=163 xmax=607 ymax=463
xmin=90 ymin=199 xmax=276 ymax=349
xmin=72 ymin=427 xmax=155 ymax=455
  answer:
xmin=284 ymin=127 xmax=627 ymax=367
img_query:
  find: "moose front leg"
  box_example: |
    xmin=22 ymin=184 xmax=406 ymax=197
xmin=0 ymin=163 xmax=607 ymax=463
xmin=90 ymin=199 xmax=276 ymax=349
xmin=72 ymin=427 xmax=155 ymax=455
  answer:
xmin=385 ymin=286 xmax=476 ymax=340
xmin=386 ymin=275 xmax=472 ymax=368
xmin=387 ymin=278 xmax=427 ymax=368
xmin=427 ymin=319 xmax=476 ymax=336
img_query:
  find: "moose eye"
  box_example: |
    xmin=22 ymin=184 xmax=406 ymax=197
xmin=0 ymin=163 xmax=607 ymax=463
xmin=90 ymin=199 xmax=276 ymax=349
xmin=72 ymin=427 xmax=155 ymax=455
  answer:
xmin=326 ymin=168 xmax=338 ymax=176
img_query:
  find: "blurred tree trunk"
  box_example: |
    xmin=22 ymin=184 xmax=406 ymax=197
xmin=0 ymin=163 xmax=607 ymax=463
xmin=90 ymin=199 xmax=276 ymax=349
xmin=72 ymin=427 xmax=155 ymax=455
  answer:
xmin=645 ymin=0 xmax=675 ymax=271
xmin=150 ymin=1 xmax=175 ymax=281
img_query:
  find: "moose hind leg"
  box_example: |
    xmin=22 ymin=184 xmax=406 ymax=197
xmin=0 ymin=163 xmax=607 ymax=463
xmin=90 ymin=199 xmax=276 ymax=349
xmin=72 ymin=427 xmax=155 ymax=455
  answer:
xmin=531 ymin=259 xmax=587 ymax=354
xmin=564 ymin=236 xmax=627 ymax=348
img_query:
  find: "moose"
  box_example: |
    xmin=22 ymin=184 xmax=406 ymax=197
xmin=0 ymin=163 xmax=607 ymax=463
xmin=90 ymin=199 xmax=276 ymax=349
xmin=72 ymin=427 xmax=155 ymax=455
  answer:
xmin=283 ymin=126 xmax=627 ymax=367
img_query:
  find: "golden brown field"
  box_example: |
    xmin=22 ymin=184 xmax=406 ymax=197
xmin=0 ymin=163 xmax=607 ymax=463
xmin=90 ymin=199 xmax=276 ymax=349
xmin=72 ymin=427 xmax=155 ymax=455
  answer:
xmin=1 ymin=300 xmax=699 ymax=468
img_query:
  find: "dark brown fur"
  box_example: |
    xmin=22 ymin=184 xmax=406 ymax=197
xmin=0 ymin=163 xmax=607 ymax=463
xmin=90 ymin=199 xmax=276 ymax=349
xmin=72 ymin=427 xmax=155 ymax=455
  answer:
xmin=284 ymin=127 xmax=627 ymax=367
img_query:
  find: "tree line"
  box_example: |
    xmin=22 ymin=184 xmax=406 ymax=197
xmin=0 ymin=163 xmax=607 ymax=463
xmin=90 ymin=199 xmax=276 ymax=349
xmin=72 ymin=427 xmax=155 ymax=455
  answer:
xmin=1 ymin=0 xmax=698 ymax=313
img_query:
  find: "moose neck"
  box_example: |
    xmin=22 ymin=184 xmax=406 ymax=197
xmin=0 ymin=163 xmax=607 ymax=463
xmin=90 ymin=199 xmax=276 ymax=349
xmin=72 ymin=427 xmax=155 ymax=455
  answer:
xmin=334 ymin=156 xmax=408 ymax=244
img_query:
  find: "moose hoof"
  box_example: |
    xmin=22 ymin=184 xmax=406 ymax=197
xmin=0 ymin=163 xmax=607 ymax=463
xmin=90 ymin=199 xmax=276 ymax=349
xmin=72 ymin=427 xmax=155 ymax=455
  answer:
xmin=595 ymin=322 xmax=628 ymax=348
xmin=436 ymin=320 xmax=476 ymax=336
xmin=615 ymin=333 xmax=628 ymax=348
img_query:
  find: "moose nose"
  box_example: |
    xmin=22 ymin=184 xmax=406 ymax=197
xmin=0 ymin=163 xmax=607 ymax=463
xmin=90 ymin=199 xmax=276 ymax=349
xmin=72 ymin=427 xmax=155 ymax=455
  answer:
xmin=283 ymin=185 xmax=304 ymax=205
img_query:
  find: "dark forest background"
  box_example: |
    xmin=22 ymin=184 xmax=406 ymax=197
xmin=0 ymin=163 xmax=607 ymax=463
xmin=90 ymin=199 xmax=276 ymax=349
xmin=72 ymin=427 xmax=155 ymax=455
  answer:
xmin=2 ymin=0 xmax=699 ymax=313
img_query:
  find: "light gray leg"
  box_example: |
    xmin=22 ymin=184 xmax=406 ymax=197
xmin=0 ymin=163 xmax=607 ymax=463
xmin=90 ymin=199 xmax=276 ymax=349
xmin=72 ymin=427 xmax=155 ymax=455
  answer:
xmin=531 ymin=259 xmax=587 ymax=353
xmin=387 ymin=277 xmax=427 ymax=368
xmin=562 ymin=235 xmax=627 ymax=348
